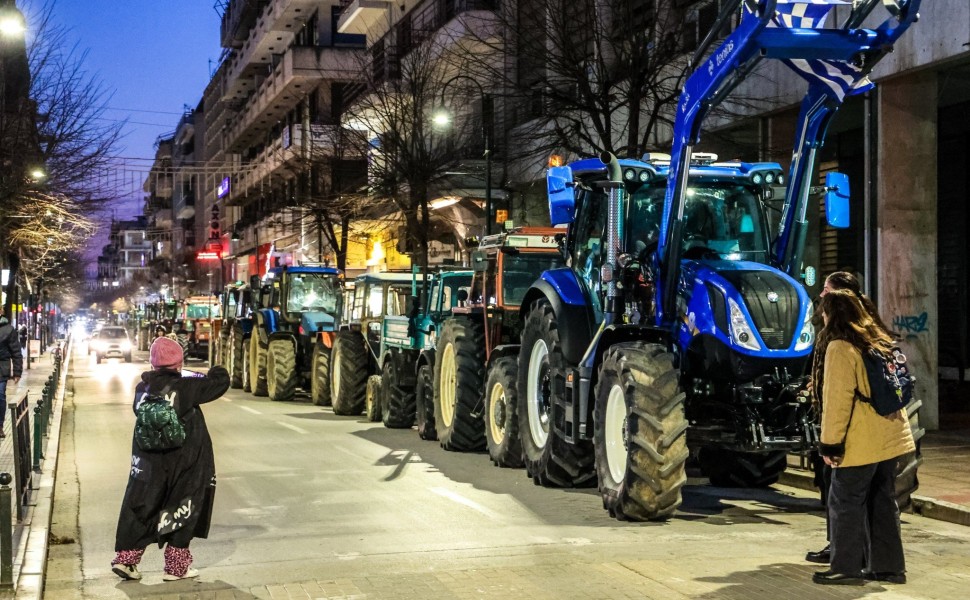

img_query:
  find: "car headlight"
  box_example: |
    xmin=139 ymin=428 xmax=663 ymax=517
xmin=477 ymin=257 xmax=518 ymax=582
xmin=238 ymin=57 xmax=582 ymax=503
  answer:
xmin=120 ymin=341 xmax=132 ymax=351
xmin=92 ymin=340 xmax=106 ymax=351
xmin=794 ymin=307 xmax=814 ymax=351
xmin=728 ymin=298 xmax=762 ymax=351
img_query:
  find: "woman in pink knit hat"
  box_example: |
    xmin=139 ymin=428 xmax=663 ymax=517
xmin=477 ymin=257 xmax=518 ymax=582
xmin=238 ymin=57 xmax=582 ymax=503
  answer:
xmin=111 ymin=336 xmax=229 ymax=582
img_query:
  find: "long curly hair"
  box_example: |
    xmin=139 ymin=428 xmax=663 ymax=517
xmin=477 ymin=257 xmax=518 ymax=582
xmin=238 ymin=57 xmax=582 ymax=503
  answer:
xmin=811 ymin=288 xmax=894 ymax=403
xmin=824 ymin=271 xmax=894 ymax=336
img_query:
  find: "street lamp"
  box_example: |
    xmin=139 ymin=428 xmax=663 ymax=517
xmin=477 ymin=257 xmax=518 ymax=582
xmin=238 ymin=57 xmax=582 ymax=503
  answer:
xmin=435 ymin=75 xmax=494 ymax=234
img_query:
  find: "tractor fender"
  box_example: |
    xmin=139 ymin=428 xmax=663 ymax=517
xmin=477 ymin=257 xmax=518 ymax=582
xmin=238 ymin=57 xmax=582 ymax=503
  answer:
xmin=589 ymin=324 xmax=672 ymax=373
xmin=416 ymin=349 xmax=435 ymax=375
xmin=520 ymin=270 xmax=596 ymax=366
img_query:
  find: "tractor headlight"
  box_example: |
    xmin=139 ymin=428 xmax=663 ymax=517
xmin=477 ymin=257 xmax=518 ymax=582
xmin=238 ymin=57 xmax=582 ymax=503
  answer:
xmin=638 ymin=170 xmax=650 ymax=182
xmin=752 ymin=173 xmax=764 ymax=185
xmin=623 ymin=168 xmax=636 ymax=182
xmin=728 ymin=298 xmax=761 ymax=351
xmin=794 ymin=308 xmax=815 ymax=351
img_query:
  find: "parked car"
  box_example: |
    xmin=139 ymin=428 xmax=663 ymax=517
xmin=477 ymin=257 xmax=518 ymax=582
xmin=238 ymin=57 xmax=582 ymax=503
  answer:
xmin=90 ymin=326 xmax=133 ymax=363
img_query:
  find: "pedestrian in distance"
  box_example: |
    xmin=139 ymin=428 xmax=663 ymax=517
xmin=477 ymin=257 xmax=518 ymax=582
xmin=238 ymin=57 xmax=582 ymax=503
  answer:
xmin=0 ymin=314 xmax=24 ymax=439
xmin=811 ymin=289 xmax=915 ymax=586
xmin=805 ymin=270 xmax=897 ymax=565
xmin=111 ymin=336 xmax=230 ymax=581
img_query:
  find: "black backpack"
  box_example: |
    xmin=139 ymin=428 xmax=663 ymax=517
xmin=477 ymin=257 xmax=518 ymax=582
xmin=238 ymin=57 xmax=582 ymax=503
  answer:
xmin=134 ymin=385 xmax=186 ymax=451
xmin=856 ymin=347 xmax=915 ymax=417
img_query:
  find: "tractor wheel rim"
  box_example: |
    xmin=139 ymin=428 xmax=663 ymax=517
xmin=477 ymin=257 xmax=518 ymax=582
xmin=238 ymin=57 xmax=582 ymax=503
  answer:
xmin=605 ymin=383 xmax=629 ymax=484
xmin=527 ymin=339 xmax=550 ymax=448
xmin=440 ymin=343 xmax=456 ymax=426
xmin=489 ymin=381 xmax=507 ymax=445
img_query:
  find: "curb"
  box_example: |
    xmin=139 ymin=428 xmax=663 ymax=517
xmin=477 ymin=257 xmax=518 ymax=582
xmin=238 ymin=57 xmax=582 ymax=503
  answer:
xmin=780 ymin=467 xmax=970 ymax=527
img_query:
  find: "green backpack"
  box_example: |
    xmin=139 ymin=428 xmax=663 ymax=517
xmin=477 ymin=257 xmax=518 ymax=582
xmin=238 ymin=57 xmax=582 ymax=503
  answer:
xmin=134 ymin=386 xmax=186 ymax=451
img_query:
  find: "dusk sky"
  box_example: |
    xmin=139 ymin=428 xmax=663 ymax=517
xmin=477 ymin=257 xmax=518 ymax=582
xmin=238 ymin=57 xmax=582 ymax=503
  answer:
xmin=33 ymin=0 xmax=224 ymax=260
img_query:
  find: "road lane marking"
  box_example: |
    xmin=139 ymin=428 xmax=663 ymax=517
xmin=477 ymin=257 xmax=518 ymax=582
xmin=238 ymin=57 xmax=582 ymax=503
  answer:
xmin=429 ymin=487 xmax=500 ymax=519
xmin=238 ymin=406 xmax=262 ymax=415
xmin=276 ymin=421 xmax=308 ymax=434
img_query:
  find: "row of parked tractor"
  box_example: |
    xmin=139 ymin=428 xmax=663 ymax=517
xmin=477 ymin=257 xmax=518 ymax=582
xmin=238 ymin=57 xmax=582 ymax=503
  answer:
xmin=207 ymin=227 xmax=566 ymax=471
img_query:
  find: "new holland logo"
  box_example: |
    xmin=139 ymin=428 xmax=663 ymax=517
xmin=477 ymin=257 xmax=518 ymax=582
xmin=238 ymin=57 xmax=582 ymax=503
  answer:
xmin=766 ymin=291 xmax=780 ymax=303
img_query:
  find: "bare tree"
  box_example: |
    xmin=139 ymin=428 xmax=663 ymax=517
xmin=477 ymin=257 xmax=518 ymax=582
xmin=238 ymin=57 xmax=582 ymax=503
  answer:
xmin=1 ymin=0 xmax=123 ymax=313
xmin=342 ymin=35 xmax=463 ymax=289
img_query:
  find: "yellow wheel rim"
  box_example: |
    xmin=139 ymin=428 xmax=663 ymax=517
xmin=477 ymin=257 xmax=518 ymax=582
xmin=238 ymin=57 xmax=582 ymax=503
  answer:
xmin=439 ymin=343 xmax=456 ymax=427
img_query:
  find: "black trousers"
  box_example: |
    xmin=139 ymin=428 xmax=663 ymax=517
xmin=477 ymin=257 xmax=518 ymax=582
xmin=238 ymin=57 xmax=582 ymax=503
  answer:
xmin=828 ymin=457 xmax=906 ymax=575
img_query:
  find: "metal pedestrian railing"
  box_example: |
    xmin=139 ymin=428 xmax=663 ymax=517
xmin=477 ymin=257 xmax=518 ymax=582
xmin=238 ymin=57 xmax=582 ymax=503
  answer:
xmin=0 ymin=340 xmax=66 ymax=588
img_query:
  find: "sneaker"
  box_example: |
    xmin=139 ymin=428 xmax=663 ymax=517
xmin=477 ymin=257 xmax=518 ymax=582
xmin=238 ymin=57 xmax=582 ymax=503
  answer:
xmin=162 ymin=568 xmax=199 ymax=581
xmin=111 ymin=563 xmax=142 ymax=581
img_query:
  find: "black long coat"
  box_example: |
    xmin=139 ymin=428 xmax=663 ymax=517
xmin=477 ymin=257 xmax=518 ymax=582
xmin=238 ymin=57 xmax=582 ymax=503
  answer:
xmin=115 ymin=366 xmax=230 ymax=550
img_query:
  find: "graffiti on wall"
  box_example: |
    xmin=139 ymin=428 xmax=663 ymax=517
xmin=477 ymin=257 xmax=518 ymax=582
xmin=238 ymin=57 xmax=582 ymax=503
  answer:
xmin=893 ymin=312 xmax=929 ymax=336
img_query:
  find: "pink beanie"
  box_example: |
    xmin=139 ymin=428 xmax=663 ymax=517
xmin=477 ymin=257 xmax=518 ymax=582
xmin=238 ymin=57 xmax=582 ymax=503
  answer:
xmin=150 ymin=337 xmax=184 ymax=370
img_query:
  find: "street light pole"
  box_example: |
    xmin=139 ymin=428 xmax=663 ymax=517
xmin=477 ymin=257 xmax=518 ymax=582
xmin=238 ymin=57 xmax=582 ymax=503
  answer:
xmin=438 ymin=75 xmax=493 ymax=235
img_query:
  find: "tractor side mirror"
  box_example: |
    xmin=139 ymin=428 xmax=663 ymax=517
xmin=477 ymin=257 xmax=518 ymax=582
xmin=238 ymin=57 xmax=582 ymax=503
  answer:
xmin=471 ymin=250 xmax=488 ymax=272
xmin=547 ymin=166 xmax=575 ymax=225
xmin=824 ymin=172 xmax=850 ymax=229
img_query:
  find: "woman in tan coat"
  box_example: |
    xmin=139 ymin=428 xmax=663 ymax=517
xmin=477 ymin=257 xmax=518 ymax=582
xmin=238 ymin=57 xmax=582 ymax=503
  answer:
xmin=812 ymin=289 xmax=916 ymax=586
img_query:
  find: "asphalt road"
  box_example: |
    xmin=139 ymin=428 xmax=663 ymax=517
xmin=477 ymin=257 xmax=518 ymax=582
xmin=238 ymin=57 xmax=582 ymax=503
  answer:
xmin=43 ymin=343 xmax=970 ymax=599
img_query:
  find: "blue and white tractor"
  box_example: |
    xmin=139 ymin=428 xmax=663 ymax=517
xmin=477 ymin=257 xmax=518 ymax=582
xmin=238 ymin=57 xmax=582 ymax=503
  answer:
xmin=517 ymin=0 xmax=922 ymax=520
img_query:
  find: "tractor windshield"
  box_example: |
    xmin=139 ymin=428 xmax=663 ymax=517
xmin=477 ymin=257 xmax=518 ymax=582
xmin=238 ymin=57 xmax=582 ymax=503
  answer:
xmin=185 ymin=302 xmax=220 ymax=319
xmin=628 ymin=181 xmax=769 ymax=263
xmin=502 ymin=252 xmax=564 ymax=306
xmin=288 ymin=273 xmax=340 ymax=315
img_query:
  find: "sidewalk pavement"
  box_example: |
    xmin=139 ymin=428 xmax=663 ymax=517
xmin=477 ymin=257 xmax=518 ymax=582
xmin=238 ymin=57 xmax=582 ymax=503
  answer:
xmin=0 ymin=344 xmax=65 ymax=598
xmin=781 ymin=428 xmax=970 ymax=526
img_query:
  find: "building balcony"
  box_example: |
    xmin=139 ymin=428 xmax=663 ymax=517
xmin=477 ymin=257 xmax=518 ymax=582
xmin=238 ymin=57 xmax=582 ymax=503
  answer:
xmin=221 ymin=0 xmax=349 ymax=104
xmin=226 ymin=123 xmax=363 ymax=206
xmin=337 ymin=0 xmax=394 ymax=36
xmin=225 ymin=45 xmax=363 ymax=153
xmin=220 ymin=0 xmax=264 ymax=50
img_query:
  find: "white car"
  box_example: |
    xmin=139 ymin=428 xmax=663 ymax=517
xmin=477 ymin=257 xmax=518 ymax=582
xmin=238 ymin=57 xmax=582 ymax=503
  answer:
xmin=90 ymin=326 xmax=133 ymax=363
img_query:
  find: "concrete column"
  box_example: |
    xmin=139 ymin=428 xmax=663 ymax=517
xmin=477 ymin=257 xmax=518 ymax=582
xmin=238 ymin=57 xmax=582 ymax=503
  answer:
xmin=876 ymin=71 xmax=939 ymax=430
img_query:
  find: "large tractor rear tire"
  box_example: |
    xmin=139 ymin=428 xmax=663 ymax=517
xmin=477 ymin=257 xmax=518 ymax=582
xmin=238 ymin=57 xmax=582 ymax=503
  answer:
xmin=518 ymin=299 xmax=596 ymax=487
xmin=699 ymin=449 xmax=788 ymax=488
xmin=895 ymin=398 xmax=925 ymax=513
xmin=382 ymin=356 xmax=416 ymax=429
xmin=485 ymin=357 xmax=524 ymax=468
xmin=365 ymin=375 xmax=382 ymax=422
xmin=415 ymin=364 xmax=437 ymax=441
xmin=331 ymin=331 xmax=368 ymax=416
xmin=594 ymin=343 xmax=688 ymax=520
xmin=267 ymin=339 xmax=298 ymax=401
xmin=229 ymin=325 xmax=246 ymax=389
xmin=433 ymin=318 xmax=486 ymax=452
xmin=249 ymin=333 xmax=268 ymax=397
xmin=310 ymin=344 xmax=332 ymax=406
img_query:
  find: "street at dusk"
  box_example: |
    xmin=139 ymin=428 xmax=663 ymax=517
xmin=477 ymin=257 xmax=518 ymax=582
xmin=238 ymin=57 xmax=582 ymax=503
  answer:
xmin=3 ymin=0 xmax=970 ymax=597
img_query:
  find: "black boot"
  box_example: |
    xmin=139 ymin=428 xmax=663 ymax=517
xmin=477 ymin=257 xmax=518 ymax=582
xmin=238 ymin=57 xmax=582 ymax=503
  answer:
xmin=805 ymin=544 xmax=831 ymax=564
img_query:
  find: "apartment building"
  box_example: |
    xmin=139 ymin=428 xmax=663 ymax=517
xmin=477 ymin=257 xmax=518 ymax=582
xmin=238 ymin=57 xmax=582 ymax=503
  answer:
xmin=95 ymin=217 xmax=151 ymax=287
xmin=205 ymin=0 xmax=383 ymax=282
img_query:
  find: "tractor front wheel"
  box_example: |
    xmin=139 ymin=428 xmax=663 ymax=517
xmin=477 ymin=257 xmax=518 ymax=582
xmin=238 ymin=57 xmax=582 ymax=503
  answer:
xmin=485 ymin=357 xmax=524 ymax=468
xmin=594 ymin=342 xmax=688 ymax=520
xmin=331 ymin=331 xmax=368 ymax=416
xmin=382 ymin=356 xmax=416 ymax=429
xmin=310 ymin=344 xmax=332 ymax=406
xmin=415 ymin=365 xmax=436 ymax=441
xmin=365 ymin=375 xmax=382 ymax=422
xmin=267 ymin=339 xmax=298 ymax=401
xmin=699 ymin=449 xmax=788 ymax=488
xmin=248 ymin=334 xmax=268 ymax=397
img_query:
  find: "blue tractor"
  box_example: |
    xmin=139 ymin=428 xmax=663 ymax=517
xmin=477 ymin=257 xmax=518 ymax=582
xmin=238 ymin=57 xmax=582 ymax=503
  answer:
xmin=517 ymin=0 xmax=922 ymax=520
xmin=248 ymin=265 xmax=343 ymax=402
